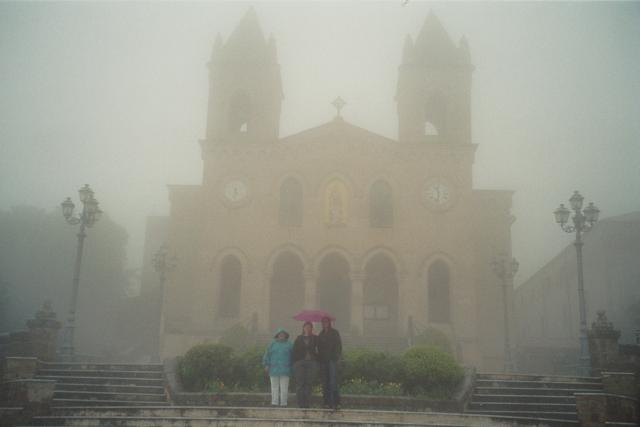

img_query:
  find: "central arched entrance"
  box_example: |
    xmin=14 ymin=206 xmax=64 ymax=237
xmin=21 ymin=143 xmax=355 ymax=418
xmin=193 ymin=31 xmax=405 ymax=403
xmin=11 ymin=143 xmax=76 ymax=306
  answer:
xmin=316 ymin=253 xmax=351 ymax=331
xmin=363 ymin=253 xmax=398 ymax=336
xmin=270 ymin=251 xmax=305 ymax=334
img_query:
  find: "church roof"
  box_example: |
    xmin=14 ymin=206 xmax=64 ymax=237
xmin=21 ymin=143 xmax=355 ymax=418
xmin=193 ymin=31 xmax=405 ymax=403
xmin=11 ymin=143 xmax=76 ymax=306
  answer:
xmin=279 ymin=117 xmax=397 ymax=146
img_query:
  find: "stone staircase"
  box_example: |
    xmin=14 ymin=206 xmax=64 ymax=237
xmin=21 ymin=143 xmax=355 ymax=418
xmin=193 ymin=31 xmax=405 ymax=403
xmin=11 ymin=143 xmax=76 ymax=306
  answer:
xmin=466 ymin=372 xmax=603 ymax=421
xmin=33 ymin=361 xmax=168 ymax=407
xmin=23 ymin=405 xmax=575 ymax=426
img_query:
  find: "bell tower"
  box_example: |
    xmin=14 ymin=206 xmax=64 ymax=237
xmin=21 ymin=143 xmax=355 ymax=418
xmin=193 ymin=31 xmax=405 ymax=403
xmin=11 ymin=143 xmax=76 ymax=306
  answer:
xmin=396 ymin=11 xmax=473 ymax=144
xmin=205 ymin=8 xmax=283 ymax=144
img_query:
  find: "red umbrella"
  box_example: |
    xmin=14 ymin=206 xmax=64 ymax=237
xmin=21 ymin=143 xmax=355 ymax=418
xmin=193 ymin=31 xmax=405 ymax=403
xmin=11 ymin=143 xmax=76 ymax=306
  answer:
xmin=292 ymin=309 xmax=335 ymax=322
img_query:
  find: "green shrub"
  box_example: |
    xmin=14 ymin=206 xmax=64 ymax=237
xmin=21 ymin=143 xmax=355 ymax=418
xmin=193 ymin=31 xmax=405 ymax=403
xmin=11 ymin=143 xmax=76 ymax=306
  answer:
xmin=341 ymin=378 xmax=402 ymax=396
xmin=341 ymin=348 xmax=402 ymax=385
xmin=400 ymin=346 xmax=463 ymax=398
xmin=232 ymin=345 xmax=269 ymax=391
xmin=177 ymin=343 xmax=235 ymax=391
xmin=413 ymin=328 xmax=452 ymax=354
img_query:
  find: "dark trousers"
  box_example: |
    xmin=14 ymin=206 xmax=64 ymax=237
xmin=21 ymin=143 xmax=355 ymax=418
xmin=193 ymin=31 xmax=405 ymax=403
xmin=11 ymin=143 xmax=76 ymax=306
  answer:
xmin=293 ymin=359 xmax=316 ymax=408
xmin=320 ymin=360 xmax=340 ymax=408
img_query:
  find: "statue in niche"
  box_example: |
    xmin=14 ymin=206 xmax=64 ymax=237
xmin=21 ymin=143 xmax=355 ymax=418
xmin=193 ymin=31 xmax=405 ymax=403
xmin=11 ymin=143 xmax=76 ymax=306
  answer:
xmin=325 ymin=180 xmax=347 ymax=226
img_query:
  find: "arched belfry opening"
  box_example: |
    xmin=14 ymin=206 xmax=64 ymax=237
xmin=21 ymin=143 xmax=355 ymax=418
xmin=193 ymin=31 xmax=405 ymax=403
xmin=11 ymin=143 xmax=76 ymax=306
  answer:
xmin=228 ymin=90 xmax=251 ymax=133
xmin=363 ymin=253 xmax=398 ymax=336
xmin=218 ymin=255 xmax=242 ymax=318
xmin=427 ymin=260 xmax=451 ymax=323
xmin=316 ymin=253 xmax=351 ymax=330
xmin=270 ymin=251 xmax=305 ymax=333
xmin=424 ymin=92 xmax=446 ymax=137
xmin=279 ymin=177 xmax=303 ymax=226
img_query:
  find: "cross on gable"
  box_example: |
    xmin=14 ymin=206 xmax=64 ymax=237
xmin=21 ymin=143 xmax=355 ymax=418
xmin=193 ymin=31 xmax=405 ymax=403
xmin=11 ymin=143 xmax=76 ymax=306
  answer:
xmin=332 ymin=96 xmax=346 ymax=117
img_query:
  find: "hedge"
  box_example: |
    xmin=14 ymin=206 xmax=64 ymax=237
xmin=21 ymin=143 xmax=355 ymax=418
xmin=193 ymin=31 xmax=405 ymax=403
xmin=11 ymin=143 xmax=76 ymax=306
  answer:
xmin=177 ymin=343 xmax=463 ymax=398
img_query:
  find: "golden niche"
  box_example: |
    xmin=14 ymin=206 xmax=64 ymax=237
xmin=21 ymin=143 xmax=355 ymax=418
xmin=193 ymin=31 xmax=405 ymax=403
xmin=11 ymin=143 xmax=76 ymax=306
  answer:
xmin=324 ymin=179 xmax=349 ymax=226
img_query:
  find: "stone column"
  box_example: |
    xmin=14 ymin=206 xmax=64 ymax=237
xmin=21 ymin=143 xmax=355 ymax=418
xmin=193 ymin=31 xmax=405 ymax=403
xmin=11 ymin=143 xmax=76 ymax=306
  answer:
xmin=303 ymin=270 xmax=316 ymax=309
xmin=350 ymin=271 xmax=365 ymax=336
xmin=25 ymin=300 xmax=61 ymax=362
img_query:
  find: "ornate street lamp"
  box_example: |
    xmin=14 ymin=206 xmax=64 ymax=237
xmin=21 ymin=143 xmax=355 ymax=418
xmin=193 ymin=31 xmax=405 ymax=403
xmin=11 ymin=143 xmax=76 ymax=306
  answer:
xmin=60 ymin=184 xmax=102 ymax=359
xmin=554 ymin=190 xmax=600 ymax=376
xmin=153 ymin=244 xmax=176 ymax=360
xmin=153 ymin=244 xmax=176 ymax=289
xmin=491 ymin=255 xmax=519 ymax=373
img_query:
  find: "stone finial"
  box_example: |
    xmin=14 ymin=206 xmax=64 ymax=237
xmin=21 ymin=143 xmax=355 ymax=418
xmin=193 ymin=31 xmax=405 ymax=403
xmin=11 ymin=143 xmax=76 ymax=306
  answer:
xmin=590 ymin=310 xmax=620 ymax=338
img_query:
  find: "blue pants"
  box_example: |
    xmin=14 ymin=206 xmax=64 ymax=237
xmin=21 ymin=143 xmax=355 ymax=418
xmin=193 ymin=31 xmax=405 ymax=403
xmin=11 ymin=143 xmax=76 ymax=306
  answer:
xmin=320 ymin=360 xmax=340 ymax=408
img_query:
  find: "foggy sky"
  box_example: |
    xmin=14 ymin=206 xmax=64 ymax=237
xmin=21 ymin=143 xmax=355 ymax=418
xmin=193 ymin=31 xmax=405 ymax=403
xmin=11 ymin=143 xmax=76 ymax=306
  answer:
xmin=1 ymin=1 xmax=639 ymax=286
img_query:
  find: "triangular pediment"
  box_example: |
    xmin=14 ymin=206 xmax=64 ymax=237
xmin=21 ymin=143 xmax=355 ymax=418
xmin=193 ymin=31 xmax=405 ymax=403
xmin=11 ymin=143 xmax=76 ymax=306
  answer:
xmin=278 ymin=118 xmax=397 ymax=147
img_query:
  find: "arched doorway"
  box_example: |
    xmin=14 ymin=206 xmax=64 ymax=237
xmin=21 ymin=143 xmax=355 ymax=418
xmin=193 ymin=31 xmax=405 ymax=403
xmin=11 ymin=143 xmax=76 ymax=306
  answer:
xmin=217 ymin=255 xmax=242 ymax=318
xmin=316 ymin=253 xmax=351 ymax=331
xmin=270 ymin=251 xmax=305 ymax=334
xmin=363 ymin=253 xmax=398 ymax=336
xmin=428 ymin=260 xmax=451 ymax=324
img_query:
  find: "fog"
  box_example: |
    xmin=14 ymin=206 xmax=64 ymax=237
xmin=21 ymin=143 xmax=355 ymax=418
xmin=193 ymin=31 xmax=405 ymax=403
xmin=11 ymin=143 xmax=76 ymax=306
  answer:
xmin=1 ymin=0 xmax=639 ymax=288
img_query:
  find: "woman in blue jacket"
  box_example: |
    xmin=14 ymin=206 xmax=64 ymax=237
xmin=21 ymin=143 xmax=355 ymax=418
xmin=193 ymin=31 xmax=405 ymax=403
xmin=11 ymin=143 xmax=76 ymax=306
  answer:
xmin=262 ymin=327 xmax=293 ymax=406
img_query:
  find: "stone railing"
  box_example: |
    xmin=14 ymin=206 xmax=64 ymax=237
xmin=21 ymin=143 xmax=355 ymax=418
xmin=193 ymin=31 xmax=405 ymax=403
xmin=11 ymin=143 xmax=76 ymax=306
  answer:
xmin=576 ymin=392 xmax=639 ymax=427
xmin=0 ymin=301 xmax=62 ymax=423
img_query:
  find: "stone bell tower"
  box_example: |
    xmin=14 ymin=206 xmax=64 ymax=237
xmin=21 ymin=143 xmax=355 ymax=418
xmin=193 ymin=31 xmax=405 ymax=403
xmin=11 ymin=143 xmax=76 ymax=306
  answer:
xmin=396 ymin=11 xmax=473 ymax=144
xmin=204 ymin=8 xmax=283 ymax=145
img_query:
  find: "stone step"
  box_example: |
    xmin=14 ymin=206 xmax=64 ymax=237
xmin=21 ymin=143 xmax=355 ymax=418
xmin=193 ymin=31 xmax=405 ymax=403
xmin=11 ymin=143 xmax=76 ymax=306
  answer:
xmin=471 ymin=394 xmax=576 ymax=404
xmin=475 ymin=379 xmax=602 ymax=390
xmin=25 ymin=417 xmax=471 ymax=427
xmin=466 ymin=409 xmax=578 ymax=421
xmin=42 ymin=406 xmax=578 ymax=427
xmin=37 ymin=369 xmax=163 ymax=379
xmin=473 ymin=386 xmax=596 ymax=396
xmin=55 ymin=383 xmax=165 ymax=395
xmin=476 ymin=373 xmax=601 ymax=384
xmin=39 ymin=362 xmax=163 ymax=372
xmin=35 ymin=375 xmax=163 ymax=387
xmin=51 ymin=399 xmax=170 ymax=407
xmin=468 ymin=401 xmax=576 ymax=413
xmin=53 ymin=390 xmax=167 ymax=403
xmin=30 ymin=406 xmax=577 ymax=427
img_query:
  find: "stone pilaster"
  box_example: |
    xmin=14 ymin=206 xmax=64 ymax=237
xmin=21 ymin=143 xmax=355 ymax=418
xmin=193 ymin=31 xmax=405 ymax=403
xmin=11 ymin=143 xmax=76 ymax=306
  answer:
xmin=303 ymin=270 xmax=316 ymax=309
xmin=350 ymin=271 xmax=365 ymax=336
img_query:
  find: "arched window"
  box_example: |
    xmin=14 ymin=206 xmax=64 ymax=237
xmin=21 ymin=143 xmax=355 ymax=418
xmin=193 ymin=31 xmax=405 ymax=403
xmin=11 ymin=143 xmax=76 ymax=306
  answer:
xmin=369 ymin=180 xmax=393 ymax=227
xmin=228 ymin=91 xmax=251 ymax=133
xmin=218 ymin=255 xmax=242 ymax=318
xmin=279 ymin=177 xmax=303 ymax=226
xmin=428 ymin=260 xmax=450 ymax=323
xmin=424 ymin=92 xmax=446 ymax=137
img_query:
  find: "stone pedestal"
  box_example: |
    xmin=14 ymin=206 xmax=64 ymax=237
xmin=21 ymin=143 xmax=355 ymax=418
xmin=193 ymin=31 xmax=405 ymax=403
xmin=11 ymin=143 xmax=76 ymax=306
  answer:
xmin=26 ymin=300 xmax=61 ymax=362
xmin=587 ymin=311 xmax=620 ymax=374
xmin=2 ymin=357 xmax=39 ymax=381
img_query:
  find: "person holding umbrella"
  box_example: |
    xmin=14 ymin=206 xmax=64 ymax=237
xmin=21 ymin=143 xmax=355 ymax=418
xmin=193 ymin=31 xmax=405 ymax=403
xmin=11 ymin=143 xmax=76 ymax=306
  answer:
xmin=318 ymin=316 xmax=342 ymax=410
xmin=291 ymin=321 xmax=319 ymax=408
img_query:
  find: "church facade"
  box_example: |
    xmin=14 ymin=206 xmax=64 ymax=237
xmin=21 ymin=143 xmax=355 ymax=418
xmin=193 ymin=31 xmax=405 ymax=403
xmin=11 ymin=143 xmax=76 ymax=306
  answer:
xmin=158 ymin=10 xmax=515 ymax=371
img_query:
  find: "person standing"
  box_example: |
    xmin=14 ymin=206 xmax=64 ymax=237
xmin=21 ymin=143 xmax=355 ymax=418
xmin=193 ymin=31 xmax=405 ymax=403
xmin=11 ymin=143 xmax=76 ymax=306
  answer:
xmin=291 ymin=321 xmax=318 ymax=408
xmin=317 ymin=316 xmax=342 ymax=410
xmin=262 ymin=327 xmax=293 ymax=407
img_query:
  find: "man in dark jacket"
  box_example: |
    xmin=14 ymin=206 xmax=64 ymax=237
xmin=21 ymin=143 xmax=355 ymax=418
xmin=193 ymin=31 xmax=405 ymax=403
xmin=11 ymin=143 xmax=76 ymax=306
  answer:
xmin=317 ymin=316 xmax=342 ymax=409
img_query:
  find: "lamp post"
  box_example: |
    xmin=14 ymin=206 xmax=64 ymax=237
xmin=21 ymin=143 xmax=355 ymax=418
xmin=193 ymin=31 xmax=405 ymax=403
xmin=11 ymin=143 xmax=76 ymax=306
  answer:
xmin=153 ymin=244 xmax=176 ymax=290
xmin=554 ymin=190 xmax=600 ymax=376
xmin=60 ymin=184 xmax=102 ymax=360
xmin=491 ymin=255 xmax=519 ymax=373
xmin=153 ymin=244 xmax=175 ymax=359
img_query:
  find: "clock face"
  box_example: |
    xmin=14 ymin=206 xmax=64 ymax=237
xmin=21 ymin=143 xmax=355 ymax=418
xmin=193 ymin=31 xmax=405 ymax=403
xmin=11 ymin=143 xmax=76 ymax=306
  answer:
xmin=224 ymin=180 xmax=248 ymax=203
xmin=423 ymin=179 xmax=455 ymax=210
